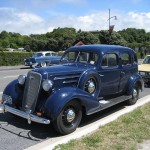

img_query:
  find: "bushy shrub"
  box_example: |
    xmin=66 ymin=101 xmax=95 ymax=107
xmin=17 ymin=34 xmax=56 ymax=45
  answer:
xmin=0 ymin=51 xmax=34 ymax=66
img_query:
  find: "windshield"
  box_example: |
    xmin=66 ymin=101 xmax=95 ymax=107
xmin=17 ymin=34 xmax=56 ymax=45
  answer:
xmin=143 ymin=56 xmax=150 ymax=64
xmin=61 ymin=51 xmax=99 ymax=65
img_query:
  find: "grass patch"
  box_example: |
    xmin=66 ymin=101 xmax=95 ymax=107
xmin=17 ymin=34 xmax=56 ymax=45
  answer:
xmin=54 ymin=102 xmax=150 ymax=150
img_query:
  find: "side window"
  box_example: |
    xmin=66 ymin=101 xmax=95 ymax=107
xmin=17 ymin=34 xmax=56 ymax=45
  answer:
xmin=78 ymin=52 xmax=98 ymax=64
xmin=45 ymin=53 xmax=51 ymax=56
xmin=88 ymin=52 xmax=98 ymax=64
xmin=79 ymin=52 xmax=89 ymax=62
xmin=101 ymin=55 xmax=107 ymax=66
xmin=121 ymin=53 xmax=131 ymax=65
xmin=52 ymin=53 xmax=56 ymax=56
xmin=68 ymin=51 xmax=78 ymax=61
xmin=101 ymin=53 xmax=118 ymax=67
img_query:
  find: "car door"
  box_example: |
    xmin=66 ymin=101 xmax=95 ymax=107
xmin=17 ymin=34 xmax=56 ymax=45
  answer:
xmin=99 ymin=52 xmax=121 ymax=96
xmin=119 ymin=51 xmax=132 ymax=93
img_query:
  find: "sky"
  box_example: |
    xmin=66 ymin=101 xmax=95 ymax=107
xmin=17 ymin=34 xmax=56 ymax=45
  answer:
xmin=0 ymin=0 xmax=150 ymax=35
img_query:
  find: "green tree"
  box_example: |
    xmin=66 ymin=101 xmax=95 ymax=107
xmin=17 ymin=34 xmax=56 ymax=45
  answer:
xmin=24 ymin=45 xmax=31 ymax=52
xmin=29 ymin=39 xmax=39 ymax=52
xmin=1 ymin=39 xmax=10 ymax=48
xmin=75 ymin=31 xmax=99 ymax=44
xmin=46 ymin=38 xmax=58 ymax=51
xmin=99 ymin=30 xmax=127 ymax=45
xmin=0 ymin=31 xmax=10 ymax=39
xmin=38 ymin=40 xmax=47 ymax=51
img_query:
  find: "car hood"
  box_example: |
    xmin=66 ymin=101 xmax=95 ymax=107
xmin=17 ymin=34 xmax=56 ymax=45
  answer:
xmin=33 ymin=63 xmax=95 ymax=77
xmin=138 ymin=64 xmax=150 ymax=72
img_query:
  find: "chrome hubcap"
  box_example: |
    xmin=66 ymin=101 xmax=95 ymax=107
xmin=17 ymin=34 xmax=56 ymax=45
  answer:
xmin=133 ymin=89 xmax=137 ymax=97
xmin=66 ymin=109 xmax=76 ymax=123
xmin=41 ymin=62 xmax=46 ymax=67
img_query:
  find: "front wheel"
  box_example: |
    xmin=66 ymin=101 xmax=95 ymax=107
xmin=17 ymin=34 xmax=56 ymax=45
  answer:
xmin=126 ymin=85 xmax=139 ymax=105
xmin=40 ymin=62 xmax=47 ymax=67
xmin=53 ymin=101 xmax=82 ymax=135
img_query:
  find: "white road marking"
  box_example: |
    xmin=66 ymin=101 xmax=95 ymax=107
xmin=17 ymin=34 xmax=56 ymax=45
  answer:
xmin=25 ymin=95 xmax=150 ymax=150
xmin=3 ymin=75 xmax=18 ymax=78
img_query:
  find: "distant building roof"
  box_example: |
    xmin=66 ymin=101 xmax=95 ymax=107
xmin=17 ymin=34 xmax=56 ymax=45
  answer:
xmin=74 ymin=41 xmax=85 ymax=46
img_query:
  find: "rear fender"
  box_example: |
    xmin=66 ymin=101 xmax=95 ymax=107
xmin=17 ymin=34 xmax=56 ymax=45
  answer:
xmin=44 ymin=87 xmax=100 ymax=120
xmin=127 ymin=74 xmax=144 ymax=95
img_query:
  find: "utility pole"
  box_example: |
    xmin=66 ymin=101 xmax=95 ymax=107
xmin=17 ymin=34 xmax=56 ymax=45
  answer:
xmin=108 ymin=9 xmax=117 ymax=35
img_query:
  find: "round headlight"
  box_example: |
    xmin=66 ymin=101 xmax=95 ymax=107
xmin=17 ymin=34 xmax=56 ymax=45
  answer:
xmin=42 ymin=80 xmax=53 ymax=91
xmin=18 ymin=75 xmax=26 ymax=85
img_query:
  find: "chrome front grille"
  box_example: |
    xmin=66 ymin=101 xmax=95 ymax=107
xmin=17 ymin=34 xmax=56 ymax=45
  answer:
xmin=22 ymin=71 xmax=42 ymax=112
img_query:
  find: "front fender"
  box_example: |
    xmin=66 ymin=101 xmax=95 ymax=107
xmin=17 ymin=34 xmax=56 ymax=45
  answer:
xmin=3 ymin=79 xmax=24 ymax=105
xmin=127 ymin=74 xmax=144 ymax=95
xmin=44 ymin=87 xmax=100 ymax=120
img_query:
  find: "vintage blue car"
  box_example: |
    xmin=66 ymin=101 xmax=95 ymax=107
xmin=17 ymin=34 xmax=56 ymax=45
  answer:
xmin=24 ymin=51 xmax=61 ymax=68
xmin=0 ymin=45 xmax=143 ymax=135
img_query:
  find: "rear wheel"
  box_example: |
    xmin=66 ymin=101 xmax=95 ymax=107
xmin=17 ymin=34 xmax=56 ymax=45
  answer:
xmin=53 ymin=101 xmax=82 ymax=135
xmin=126 ymin=85 xmax=139 ymax=105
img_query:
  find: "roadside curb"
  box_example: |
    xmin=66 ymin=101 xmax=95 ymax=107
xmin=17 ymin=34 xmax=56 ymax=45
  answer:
xmin=25 ymin=95 xmax=150 ymax=150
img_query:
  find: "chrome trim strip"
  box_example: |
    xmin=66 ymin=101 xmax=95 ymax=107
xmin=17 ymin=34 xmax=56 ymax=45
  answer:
xmin=0 ymin=104 xmax=50 ymax=124
xmin=54 ymin=75 xmax=80 ymax=80
xmin=63 ymin=80 xmax=78 ymax=84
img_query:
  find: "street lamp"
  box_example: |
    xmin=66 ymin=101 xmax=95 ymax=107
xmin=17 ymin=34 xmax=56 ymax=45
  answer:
xmin=108 ymin=8 xmax=117 ymax=34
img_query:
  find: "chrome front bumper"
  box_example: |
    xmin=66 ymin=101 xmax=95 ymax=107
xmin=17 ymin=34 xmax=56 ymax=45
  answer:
xmin=0 ymin=103 xmax=50 ymax=124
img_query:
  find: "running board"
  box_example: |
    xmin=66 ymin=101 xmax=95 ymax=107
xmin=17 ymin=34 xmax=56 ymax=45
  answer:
xmin=87 ymin=95 xmax=132 ymax=115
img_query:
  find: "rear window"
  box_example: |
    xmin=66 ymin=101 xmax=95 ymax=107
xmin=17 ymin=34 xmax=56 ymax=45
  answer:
xmin=121 ymin=53 xmax=131 ymax=65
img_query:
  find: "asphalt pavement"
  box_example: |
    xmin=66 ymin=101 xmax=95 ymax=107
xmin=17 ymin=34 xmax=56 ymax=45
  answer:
xmin=0 ymin=65 xmax=29 ymax=71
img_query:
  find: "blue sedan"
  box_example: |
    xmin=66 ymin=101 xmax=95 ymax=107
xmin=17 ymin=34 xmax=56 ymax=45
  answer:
xmin=24 ymin=51 xmax=61 ymax=68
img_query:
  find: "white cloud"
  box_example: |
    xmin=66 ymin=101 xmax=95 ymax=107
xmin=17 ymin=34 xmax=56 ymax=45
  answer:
xmin=0 ymin=8 xmax=46 ymax=34
xmin=116 ymin=11 xmax=150 ymax=31
xmin=0 ymin=8 xmax=150 ymax=35
xmin=16 ymin=13 xmax=43 ymax=23
xmin=47 ymin=11 xmax=150 ymax=32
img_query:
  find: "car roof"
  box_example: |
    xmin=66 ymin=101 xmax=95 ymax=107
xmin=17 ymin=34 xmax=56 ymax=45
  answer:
xmin=36 ymin=51 xmax=55 ymax=54
xmin=67 ymin=44 xmax=134 ymax=53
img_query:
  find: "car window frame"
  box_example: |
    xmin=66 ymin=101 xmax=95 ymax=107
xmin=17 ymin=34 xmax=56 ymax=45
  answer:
xmin=101 ymin=52 xmax=119 ymax=69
